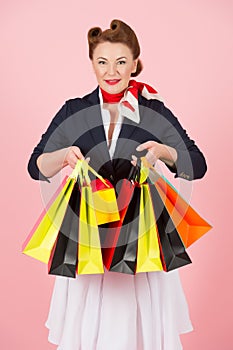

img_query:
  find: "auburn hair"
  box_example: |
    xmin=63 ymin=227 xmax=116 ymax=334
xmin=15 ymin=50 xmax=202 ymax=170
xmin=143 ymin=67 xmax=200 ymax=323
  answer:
xmin=87 ymin=19 xmax=143 ymax=77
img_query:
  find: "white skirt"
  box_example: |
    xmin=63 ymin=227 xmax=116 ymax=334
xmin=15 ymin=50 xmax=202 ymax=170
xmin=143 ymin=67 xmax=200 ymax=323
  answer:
xmin=45 ymin=268 xmax=193 ymax=350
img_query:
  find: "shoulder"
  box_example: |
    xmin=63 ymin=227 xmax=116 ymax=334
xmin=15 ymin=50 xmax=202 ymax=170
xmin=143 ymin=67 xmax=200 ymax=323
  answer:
xmin=64 ymin=86 xmax=100 ymax=115
xmin=45 ymin=86 xmax=100 ymax=130
xmin=138 ymin=93 xmax=180 ymax=127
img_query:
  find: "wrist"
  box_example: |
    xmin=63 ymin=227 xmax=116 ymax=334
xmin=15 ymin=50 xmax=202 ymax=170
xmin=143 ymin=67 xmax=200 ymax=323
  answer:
xmin=61 ymin=147 xmax=70 ymax=168
xmin=158 ymin=144 xmax=169 ymax=160
xmin=159 ymin=145 xmax=177 ymax=166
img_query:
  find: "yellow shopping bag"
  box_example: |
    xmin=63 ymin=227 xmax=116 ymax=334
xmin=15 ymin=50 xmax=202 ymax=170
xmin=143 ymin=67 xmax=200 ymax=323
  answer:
xmin=77 ymin=163 xmax=104 ymax=274
xmin=22 ymin=176 xmax=76 ymax=263
xmin=136 ymin=182 xmax=163 ymax=273
xmin=22 ymin=161 xmax=83 ymax=263
xmin=91 ymin=178 xmax=119 ymax=225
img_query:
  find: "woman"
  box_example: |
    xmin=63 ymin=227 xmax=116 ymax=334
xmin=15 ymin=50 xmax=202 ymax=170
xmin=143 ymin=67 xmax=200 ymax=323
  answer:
xmin=28 ymin=19 xmax=207 ymax=350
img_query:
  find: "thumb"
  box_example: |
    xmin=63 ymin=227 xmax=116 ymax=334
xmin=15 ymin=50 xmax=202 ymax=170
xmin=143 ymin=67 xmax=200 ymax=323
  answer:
xmin=136 ymin=141 xmax=154 ymax=152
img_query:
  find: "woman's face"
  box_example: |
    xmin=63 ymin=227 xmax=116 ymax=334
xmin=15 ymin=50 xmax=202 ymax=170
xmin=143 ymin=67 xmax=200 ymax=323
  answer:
xmin=92 ymin=41 xmax=138 ymax=94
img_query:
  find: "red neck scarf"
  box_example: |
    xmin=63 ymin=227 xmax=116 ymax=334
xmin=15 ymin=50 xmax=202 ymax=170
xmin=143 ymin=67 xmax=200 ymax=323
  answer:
xmin=100 ymin=87 xmax=127 ymax=103
xmin=99 ymin=79 xmax=163 ymax=123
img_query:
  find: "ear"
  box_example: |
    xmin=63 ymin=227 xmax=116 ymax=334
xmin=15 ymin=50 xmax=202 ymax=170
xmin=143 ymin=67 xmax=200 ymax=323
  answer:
xmin=132 ymin=59 xmax=138 ymax=73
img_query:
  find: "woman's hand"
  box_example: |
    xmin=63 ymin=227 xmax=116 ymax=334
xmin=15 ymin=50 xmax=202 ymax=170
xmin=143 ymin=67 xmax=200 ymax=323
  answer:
xmin=37 ymin=146 xmax=87 ymax=178
xmin=63 ymin=146 xmax=86 ymax=169
xmin=132 ymin=141 xmax=178 ymax=168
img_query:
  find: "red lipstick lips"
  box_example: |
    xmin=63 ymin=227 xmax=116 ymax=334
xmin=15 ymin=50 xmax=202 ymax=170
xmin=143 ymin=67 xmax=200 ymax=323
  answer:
xmin=105 ymin=79 xmax=121 ymax=85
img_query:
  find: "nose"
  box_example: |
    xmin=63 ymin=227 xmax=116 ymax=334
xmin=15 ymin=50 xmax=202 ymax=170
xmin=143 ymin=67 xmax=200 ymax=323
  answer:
xmin=107 ymin=63 xmax=117 ymax=76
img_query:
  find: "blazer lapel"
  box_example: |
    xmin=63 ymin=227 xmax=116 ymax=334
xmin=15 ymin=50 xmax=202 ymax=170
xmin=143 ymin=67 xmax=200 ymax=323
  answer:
xmin=83 ymin=87 xmax=114 ymax=176
xmin=112 ymin=118 xmax=138 ymax=160
xmin=112 ymin=93 xmax=145 ymax=160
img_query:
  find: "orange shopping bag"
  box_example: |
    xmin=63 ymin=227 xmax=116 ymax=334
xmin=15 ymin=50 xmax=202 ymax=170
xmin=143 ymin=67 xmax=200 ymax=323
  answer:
xmin=141 ymin=157 xmax=212 ymax=248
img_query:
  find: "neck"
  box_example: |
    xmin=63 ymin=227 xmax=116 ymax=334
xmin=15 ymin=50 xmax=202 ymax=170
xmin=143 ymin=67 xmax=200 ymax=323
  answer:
xmin=100 ymin=87 xmax=127 ymax=103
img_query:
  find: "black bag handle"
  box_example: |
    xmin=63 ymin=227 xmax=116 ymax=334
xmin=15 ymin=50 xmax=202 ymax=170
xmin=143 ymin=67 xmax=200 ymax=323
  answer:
xmin=128 ymin=158 xmax=142 ymax=183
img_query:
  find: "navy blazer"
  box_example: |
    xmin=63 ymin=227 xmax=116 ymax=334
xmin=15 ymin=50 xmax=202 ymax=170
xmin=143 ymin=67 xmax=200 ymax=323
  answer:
xmin=27 ymin=86 xmax=207 ymax=184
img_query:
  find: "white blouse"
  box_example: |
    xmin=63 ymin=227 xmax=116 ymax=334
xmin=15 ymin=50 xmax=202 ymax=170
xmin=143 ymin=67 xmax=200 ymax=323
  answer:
xmin=98 ymin=87 xmax=125 ymax=160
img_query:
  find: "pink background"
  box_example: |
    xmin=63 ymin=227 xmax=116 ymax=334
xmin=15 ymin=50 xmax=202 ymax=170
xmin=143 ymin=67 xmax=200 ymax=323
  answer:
xmin=1 ymin=1 xmax=232 ymax=349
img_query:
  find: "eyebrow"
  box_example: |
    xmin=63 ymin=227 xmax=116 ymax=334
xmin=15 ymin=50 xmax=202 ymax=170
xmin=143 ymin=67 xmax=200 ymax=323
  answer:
xmin=96 ymin=56 xmax=127 ymax=60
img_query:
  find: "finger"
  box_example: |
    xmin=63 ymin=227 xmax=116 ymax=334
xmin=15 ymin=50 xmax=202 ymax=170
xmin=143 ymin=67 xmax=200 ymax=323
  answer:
xmin=136 ymin=141 xmax=155 ymax=152
xmin=131 ymin=155 xmax=137 ymax=167
xmin=145 ymin=151 xmax=158 ymax=166
xmin=69 ymin=161 xmax=76 ymax=169
xmin=66 ymin=152 xmax=80 ymax=169
xmin=72 ymin=146 xmax=85 ymax=160
xmin=131 ymin=160 xmax=137 ymax=167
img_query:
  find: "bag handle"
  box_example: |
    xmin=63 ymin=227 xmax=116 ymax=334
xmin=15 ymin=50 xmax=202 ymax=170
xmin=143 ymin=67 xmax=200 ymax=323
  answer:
xmin=128 ymin=162 xmax=140 ymax=183
xmin=141 ymin=156 xmax=158 ymax=174
xmin=69 ymin=159 xmax=110 ymax=188
xmin=127 ymin=157 xmax=151 ymax=184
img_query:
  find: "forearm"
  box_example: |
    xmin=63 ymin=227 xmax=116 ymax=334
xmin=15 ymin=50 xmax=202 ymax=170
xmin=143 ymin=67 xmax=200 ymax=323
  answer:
xmin=36 ymin=148 xmax=69 ymax=178
xmin=159 ymin=144 xmax=178 ymax=168
xmin=137 ymin=141 xmax=178 ymax=169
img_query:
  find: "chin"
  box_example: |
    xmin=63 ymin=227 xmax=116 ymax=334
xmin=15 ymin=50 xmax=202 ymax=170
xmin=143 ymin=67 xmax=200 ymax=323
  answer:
xmin=103 ymin=83 xmax=126 ymax=94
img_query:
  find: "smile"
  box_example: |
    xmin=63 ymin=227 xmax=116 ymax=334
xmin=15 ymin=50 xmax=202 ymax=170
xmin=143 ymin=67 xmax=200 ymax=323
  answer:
xmin=105 ymin=79 xmax=121 ymax=85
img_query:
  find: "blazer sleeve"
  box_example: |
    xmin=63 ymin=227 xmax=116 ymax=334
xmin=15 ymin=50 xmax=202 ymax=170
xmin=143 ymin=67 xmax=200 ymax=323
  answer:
xmin=27 ymin=102 xmax=70 ymax=182
xmin=158 ymin=102 xmax=207 ymax=180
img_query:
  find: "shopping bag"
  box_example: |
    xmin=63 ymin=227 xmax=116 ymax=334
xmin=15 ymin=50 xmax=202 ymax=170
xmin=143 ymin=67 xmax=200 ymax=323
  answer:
xmin=48 ymin=182 xmax=81 ymax=278
xmin=101 ymin=178 xmax=135 ymax=270
xmin=148 ymin=183 xmax=192 ymax=271
xmin=22 ymin=175 xmax=76 ymax=263
xmin=77 ymin=163 xmax=104 ymax=275
xmin=107 ymin=183 xmax=141 ymax=274
xmin=140 ymin=157 xmax=212 ymax=247
xmin=102 ymin=164 xmax=139 ymax=270
xmin=136 ymin=183 xmax=163 ymax=272
xmin=91 ymin=178 xmax=119 ymax=225
xmin=22 ymin=160 xmax=85 ymax=264
xmin=103 ymin=163 xmax=141 ymax=274
xmin=154 ymin=175 xmax=212 ymax=247
xmin=49 ymin=161 xmax=105 ymax=277
xmin=104 ymin=163 xmax=163 ymax=274
xmin=22 ymin=159 xmax=118 ymax=268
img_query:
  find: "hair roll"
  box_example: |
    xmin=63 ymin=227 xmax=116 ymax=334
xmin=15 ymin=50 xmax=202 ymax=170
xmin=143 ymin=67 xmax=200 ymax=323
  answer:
xmin=87 ymin=19 xmax=143 ymax=77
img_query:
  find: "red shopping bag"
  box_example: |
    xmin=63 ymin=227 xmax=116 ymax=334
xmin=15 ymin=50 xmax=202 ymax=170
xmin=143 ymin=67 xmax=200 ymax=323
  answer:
xmin=102 ymin=178 xmax=135 ymax=270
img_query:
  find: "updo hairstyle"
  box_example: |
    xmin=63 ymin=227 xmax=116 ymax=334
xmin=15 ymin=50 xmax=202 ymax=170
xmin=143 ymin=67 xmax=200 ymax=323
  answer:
xmin=87 ymin=19 xmax=143 ymax=77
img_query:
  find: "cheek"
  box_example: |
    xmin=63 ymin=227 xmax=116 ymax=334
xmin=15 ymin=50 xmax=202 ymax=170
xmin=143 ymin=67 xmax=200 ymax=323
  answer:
xmin=93 ymin=66 xmax=103 ymax=79
xmin=122 ymin=66 xmax=133 ymax=78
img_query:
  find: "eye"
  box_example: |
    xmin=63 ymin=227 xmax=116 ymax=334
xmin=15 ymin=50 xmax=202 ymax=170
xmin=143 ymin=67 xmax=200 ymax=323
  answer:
xmin=98 ymin=60 xmax=106 ymax=65
xmin=117 ymin=60 xmax=126 ymax=65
